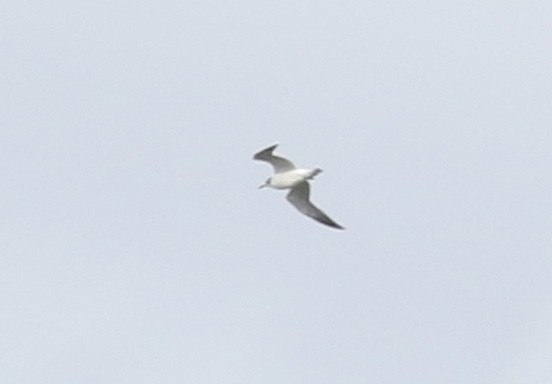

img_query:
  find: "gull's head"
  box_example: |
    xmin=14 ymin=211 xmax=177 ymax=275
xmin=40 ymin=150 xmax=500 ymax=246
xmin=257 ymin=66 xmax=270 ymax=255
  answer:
xmin=258 ymin=177 xmax=271 ymax=189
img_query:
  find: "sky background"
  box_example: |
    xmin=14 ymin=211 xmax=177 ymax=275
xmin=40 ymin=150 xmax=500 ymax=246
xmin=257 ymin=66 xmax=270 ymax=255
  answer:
xmin=1 ymin=1 xmax=551 ymax=383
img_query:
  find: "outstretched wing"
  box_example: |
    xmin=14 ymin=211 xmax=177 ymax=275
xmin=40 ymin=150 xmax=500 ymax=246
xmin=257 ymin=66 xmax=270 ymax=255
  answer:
xmin=286 ymin=182 xmax=344 ymax=229
xmin=253 ymin=144 xmax=296 ymax=173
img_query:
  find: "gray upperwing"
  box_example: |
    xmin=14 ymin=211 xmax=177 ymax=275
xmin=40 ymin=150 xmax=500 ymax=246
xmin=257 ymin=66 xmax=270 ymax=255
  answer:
xmin=286 ymin=182 xmax=344 ymax=229
xmin=253 ymin=144 xmax=296 ymax=173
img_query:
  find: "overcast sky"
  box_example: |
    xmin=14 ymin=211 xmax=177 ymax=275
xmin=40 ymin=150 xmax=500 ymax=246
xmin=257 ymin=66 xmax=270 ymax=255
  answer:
xmin=1 ymin=1 xmax=551 ymax=383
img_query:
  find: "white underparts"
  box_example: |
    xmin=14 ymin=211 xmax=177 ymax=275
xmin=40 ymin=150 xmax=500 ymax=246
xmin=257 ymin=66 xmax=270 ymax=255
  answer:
xmin=268 ymin=168 xmax=322 ymax=189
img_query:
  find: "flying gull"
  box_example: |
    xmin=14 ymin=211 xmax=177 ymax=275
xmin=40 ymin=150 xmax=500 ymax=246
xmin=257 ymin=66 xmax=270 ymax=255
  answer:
xmin=253 ymin=144 xmax=344 ymax=230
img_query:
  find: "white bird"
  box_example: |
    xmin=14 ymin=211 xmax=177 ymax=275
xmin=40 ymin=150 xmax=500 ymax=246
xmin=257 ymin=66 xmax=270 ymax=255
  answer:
xmin=253 ymin=144 xmax=344 ymax=230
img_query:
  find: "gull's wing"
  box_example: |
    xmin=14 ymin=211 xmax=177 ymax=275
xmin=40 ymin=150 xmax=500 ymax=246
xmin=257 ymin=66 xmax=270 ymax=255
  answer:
xmin=253 ymin=144 xmax=296 ymax=173
xmin=286 ymin=182 xmax=344 ymax=229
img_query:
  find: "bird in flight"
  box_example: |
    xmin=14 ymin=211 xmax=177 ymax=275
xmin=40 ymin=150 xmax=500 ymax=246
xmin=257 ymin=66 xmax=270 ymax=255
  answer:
xmin=253 ymin=144 xmax=344 ymax=230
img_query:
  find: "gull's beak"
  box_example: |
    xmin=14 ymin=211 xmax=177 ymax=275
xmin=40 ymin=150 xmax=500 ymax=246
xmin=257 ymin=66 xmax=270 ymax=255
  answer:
xmin=258 ymin=184 xmax=266 ymax=189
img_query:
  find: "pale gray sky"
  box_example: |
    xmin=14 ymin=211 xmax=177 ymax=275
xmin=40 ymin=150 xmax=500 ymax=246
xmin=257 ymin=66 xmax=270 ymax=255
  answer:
xmin=1 ymin=1 xmax=551 ymax=383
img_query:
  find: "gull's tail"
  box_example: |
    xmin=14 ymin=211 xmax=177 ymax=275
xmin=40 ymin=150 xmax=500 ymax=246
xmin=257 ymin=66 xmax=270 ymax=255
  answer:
xmin=310 ymin=168 xmax=323 ymax=179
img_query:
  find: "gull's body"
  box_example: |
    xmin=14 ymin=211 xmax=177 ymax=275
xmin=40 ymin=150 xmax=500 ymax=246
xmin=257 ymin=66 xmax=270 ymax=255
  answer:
xmin=267 ymin=168 xmax=321 ymax=189
xmin=253 ymin=144 xmax=344 ymax=230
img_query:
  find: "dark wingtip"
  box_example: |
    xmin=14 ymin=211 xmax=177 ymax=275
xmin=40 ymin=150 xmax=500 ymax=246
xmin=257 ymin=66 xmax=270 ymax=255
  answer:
xmin=265 ymin=143 xmax=279 ymax=152
xmin=253 ymin=143 xmax=280 ymax=160
xmin=319 ymin=218 xmax=345 ymax=230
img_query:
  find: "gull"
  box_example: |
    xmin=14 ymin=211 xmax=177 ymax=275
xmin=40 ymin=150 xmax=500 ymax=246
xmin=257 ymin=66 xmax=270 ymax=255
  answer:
xmin=253 ymin=144 xmax=344 ymax=230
